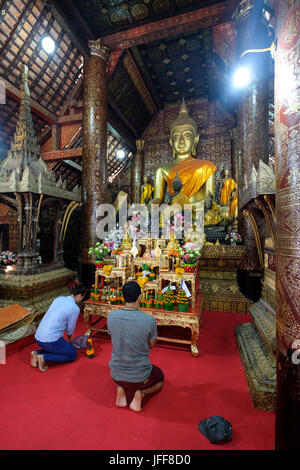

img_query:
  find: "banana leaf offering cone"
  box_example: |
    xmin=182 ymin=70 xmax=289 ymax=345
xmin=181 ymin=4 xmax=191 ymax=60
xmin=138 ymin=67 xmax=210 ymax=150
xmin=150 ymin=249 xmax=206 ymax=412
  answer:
xmin=163 ymin=286 xmax=175 ymax=311
xmin=86 ymin=338 xmax=95 ymax=358
xmin=176 ymin=288 xmax=189 ymax=312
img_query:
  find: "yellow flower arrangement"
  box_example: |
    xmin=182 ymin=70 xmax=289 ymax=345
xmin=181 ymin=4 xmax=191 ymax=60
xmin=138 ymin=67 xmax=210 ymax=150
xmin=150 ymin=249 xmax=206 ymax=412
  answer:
xmin=137 ymin=276 xmax=148 ymax=289
xmin=103 ymin=265 xmax=113 ymax=277
xmin=175 ymin=267 xmax=185 ymax=279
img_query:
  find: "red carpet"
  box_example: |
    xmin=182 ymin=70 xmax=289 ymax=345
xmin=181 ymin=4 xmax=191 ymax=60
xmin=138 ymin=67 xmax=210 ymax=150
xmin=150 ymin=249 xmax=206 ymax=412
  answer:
xmin=0 ymin=310 xmax=275 ymax=450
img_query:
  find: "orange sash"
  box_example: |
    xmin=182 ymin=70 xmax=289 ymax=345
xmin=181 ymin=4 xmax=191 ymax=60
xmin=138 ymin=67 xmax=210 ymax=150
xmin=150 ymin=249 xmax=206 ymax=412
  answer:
xmin=229 ymin=195 xmax=238 ymax=216
xmin=167 ymin=156 xmax=217 ymax=199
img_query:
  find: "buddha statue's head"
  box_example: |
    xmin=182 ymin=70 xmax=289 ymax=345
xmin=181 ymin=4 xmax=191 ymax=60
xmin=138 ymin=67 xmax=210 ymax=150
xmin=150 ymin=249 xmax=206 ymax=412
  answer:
xmin=169 ymin=99 xmax=199 ymax=158
xmin=143 ymin=175 xmax=148 ymax=184
xmin=221 ymin=168 xmax=229 ymax=179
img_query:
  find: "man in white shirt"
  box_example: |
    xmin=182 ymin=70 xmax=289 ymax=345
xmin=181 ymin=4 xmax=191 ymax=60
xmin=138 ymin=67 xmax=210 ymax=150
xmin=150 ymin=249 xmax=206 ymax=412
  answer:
xmin=31 ymin=283 xmax=86 ymax=371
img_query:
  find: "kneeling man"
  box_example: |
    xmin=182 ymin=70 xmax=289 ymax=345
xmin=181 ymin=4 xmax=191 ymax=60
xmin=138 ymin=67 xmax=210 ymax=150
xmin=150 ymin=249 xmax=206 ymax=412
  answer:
xmin=107 ymin=281 xmax=164 ymax=412
xmin=32 ymin=283 xmax=86 ymax=371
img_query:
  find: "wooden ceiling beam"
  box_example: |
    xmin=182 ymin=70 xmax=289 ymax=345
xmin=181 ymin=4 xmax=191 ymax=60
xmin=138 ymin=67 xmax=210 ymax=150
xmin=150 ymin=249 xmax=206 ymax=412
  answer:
xmin=48 ymin=0 xmax=91 ymax=59
xmin=42 ymin=147 xmax=82 ymax=162
xmin=58 ymin=113 xmax=82 ymax=125
xmin=1 ymin=76 xmax=57 ymax=124
xmin=101 ymin=1 xmax=236 ymax=50
xmin=58 ymin=77 xmax=83 ymax=117
xmin=0 ymin=0 xmax=34 ymax=56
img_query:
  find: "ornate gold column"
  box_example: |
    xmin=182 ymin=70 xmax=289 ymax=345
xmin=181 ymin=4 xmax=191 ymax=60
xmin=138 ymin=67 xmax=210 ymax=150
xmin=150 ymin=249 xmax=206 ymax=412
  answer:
xmin=234 ymin=0 xmax=269 ymax=270
xmin=81 ymin=39 xmax=109 ymax=287
xmin=275 ymin=0 xmax=300 ymax=450
xmin=131 ymin=139 xmax=144 ymax=204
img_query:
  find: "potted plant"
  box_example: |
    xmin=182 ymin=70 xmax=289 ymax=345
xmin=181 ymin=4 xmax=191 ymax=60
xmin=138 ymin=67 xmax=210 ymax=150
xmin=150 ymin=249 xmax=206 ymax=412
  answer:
xmin=94 ymin=285 xmax=100 ymax=302
xmin=88 ymin=241 xmax=113 ymax=267
xmin=140 ymin=291 xmax=146 ymax=308
xmin=179 ymin=242 xmax=202 ymax=272
xmin=148 ymin=266 xmax=156 ymax=281
xmin=0 ymin=250 xmax=17 ymax=266
xmin=145 ymin=290 xmax=153 ymax=308
xmin=225 ymin=231 xmax=242 ymax=246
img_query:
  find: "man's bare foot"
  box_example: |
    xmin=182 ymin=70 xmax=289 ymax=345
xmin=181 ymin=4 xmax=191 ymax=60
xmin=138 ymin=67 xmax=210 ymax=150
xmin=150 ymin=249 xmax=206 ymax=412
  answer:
xmin=116 ymin=386 xmax=127 ymax=407
xmin=31 ymin=351 xmax=38 ymax=367
xmin=129 ymin=390 xmax=145 ymax=412
xmin=37 ymin=354 xmax=48 ymax=372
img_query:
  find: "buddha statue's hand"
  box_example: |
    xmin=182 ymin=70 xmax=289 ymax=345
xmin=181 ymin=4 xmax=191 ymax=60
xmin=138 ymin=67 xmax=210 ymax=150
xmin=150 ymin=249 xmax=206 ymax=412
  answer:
xmin=171 ymin=192 xmax=190 ymax=209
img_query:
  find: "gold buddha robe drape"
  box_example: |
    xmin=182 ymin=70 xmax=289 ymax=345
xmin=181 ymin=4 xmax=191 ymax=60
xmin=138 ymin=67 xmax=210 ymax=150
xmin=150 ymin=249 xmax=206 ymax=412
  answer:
xmin=229 ymin=194 xmax=238 ymax=217
xmin=167 ymin=156 xmax=217 ymax=199
xmin=220 ymin=177 xmax=235 ymax=204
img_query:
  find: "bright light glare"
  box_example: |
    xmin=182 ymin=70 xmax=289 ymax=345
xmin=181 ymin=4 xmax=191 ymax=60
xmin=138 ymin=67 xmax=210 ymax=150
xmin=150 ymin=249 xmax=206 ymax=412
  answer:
xmin=117 ymin=149 xmax=125 ymax=159
xmin=233 ymin=67 xmax=251 ymax=88
xmin=42 ymin=36 xmax=55 ymax=54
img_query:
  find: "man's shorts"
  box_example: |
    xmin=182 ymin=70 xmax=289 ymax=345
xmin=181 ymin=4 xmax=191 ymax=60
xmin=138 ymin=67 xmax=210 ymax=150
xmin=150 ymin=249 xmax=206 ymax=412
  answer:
xmin=113 ymin=364 xmax=164 ymax=394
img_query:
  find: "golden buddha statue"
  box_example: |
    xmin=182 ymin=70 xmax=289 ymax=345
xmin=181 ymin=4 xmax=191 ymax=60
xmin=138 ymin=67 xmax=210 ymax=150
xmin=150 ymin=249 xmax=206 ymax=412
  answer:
xmin=165 ymin=232 xmax=181 ymax=252
xmin=150 ymin=99 xmax=216 ymax=206
xmin=140 ymin=176 xmax=154 ymax=204
xmin=121 ymin=226 xmax=132 ymax=251
xmin=220 ymin=169 xmax=236 ymax=205
xmin=229 ymin=188 xmax=238 ymax=218
xmin=204 ymin=200 xmax=223 ymax=226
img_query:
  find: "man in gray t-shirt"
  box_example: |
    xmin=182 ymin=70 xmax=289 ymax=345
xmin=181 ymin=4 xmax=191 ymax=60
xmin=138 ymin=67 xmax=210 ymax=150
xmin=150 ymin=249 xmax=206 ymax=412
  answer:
xmin=107 ymin=281 xmax=164 ymax=412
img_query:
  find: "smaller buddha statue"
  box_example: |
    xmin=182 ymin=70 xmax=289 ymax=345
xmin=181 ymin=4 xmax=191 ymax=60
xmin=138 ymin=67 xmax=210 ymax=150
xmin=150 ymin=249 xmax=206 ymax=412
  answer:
xmin=204 ymin=192 xmax=223 ymax=227
xmin=229 ymin=188 xmax=238 ymax=231
xmin=204 ymin=234 xmax=214 ymax=246
xmin=229 ymin=188 xmax=238 ymax=218
xmin=219 ymin=169 xmax=236 ymax=205
xmin=165 ymin=232 xmax=181 ymax=253
xmin=121 ymin=225 xmax=132 ymax=251
xmin=140 ymin=176 xmax=154 ymax=205
xmin=153 ymin=240 xmax=162 ymax=258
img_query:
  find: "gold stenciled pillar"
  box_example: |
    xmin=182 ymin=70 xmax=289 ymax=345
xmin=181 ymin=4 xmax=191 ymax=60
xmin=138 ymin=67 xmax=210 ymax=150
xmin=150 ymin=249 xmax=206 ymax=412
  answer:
xmin=81 ymin=39 xmax=109 ymax=287
xmin=275 ymin=0 xmax=300 ymax=450
xmin=131 ymin=139 xmax=144 ymax=204
xmin=234 ymin=0 xmax=269 ymax=270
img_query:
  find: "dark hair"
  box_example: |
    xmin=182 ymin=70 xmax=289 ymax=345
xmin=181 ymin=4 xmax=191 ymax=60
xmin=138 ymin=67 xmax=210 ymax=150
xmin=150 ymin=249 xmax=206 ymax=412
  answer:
xmin=122 ymin=281 xmax=141 ymax=303
xmin=70 ymin=282 xmax=87 ymax=297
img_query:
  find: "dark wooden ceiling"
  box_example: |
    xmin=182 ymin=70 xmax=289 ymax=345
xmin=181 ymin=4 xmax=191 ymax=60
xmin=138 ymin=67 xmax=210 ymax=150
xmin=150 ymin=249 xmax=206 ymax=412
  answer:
xmin=0 ymin=0 xmax=241 ymax=188
xmin=72 ymin=0 xmax=231 ymax=37
xmin=135 ymin=28 xmax=214 ymax=104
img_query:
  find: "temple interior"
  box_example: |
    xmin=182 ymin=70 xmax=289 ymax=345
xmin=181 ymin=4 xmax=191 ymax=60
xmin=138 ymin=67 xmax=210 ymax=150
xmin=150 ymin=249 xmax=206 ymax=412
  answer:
xmin=0 ymin=0 xmax=299 ymax=451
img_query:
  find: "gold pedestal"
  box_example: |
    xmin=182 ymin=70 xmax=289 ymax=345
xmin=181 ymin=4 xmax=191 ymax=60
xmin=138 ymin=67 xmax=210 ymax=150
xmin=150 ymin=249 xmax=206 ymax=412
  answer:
xmin=0 ymin=267 xmax=75 ymax=316
xmin=199 ymin=245 xmax=251 ymax=313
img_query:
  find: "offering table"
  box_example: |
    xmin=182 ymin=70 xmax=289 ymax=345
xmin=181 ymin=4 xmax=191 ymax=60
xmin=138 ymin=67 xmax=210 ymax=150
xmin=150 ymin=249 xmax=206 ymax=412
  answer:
xmin=84 ymin=293 xmax=203 ymax=357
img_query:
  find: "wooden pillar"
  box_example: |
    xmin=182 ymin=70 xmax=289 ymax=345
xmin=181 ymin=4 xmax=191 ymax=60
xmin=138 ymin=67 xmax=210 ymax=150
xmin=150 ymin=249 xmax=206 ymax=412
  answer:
xmin=235 ymin=1 xmax=269 ymax=270
xmin=51 ymin=124 xmax=61 ymax=151
xmin=131 ymin=139 xmax=144 ymax=204
xmin=81 ymin=39 xmax=109 ymax=288
xmin=275 ymin=0 xmax=300 ymax=450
